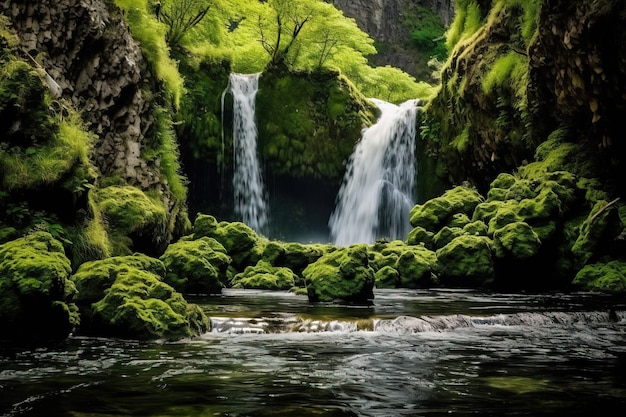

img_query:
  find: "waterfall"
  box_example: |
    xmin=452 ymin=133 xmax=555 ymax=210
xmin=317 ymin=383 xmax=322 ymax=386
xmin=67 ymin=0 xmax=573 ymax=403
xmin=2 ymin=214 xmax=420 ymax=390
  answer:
xmin=329 ymin=98 xmax=419 ymax=246
xmin=221 ymin=73 xmax=268 ymax=234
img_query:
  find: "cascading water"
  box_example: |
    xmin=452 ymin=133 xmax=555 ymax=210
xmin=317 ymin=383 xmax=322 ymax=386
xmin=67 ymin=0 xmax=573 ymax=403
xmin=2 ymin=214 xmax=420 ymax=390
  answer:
xmin=329 ymin=98 xmax=419 ymax=246
xmin=221 ymin=73 xmax=268 ymax=234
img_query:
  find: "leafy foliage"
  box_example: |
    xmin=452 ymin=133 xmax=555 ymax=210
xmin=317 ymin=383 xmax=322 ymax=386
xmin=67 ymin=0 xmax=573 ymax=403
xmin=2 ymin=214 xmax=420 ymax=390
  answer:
xmin=158 ymin=0 xmax=212 ymax=48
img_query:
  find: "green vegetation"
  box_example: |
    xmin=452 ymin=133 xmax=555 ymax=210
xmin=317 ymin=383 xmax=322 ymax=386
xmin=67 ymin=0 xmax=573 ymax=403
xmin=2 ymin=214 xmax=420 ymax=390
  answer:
xmin=159 ymin=236 xmax=230 ymax=294
xmin=0 ymin=232 xmax=80 ymax=343
xmin=302 ymin=245 xmax=375 ymax=304
xmin=93 ymin=185 xmax=167 ymax=255
xmin=113 ymin=0 xmax=185 ymax=109
xmin=72 ymin=254 xmax=209 ymax=340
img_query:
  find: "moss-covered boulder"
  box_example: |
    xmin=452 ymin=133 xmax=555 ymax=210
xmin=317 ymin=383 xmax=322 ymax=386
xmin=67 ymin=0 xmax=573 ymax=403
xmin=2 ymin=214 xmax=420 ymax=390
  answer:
xmin=159 ymin=237 xmax=230 ymax=295
xmin=410 ymin=185 xmax=484 ymax=231
xmin=0 ymin=232 xmax=79 ymax=343
xmin=192 ymin=214 xmax=261 ymax=271
xmin=302 ymin=245 xmax=374 ymax=304
xmin=435 ymin=235 xmax=494 ymax=288
xmin=374 ymin=265 xmax=400 ymax=289
xmin=573 ymin=261 xmax=626 ymax=294
xmin=231 ymin=260 xmax=298 ymax=290
xmin=93 ymin=185 xmax=167 ymax=256
xmin=406 ymin=226 xmax=435 ymax=248
xmin=493 ymin=221 xmax=542 ymax=260
xmin=571 ymin=199 xmax=623 ymax=268
xmin=257 ymin=240 xmax=330 ymax=281
xmin=369 ymin=241 xmax=438 ymax=288
xmin=71 ymin=255 xmax=208 ymax=340
xmin=395 ymin=245 xmax=439 ymax=288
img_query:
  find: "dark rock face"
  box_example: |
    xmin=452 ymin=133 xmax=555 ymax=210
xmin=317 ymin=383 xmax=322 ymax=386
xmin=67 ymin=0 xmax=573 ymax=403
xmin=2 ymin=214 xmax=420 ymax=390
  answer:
xmin=332 ymin=0 xmax=455 ymax=78
xmin=0 ymin=0 xmax=161 ymax=190
xmin=528 ymin=0 xmax=626 ymax=194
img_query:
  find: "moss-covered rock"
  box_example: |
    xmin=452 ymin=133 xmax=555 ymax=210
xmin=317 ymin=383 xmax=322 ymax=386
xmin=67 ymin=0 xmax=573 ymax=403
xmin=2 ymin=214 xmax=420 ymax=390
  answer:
xmin=406 ymin=226 xmax=435 ymax=248
xmin=375 ymin=265 xmax=400 ymax=288
xmin=0 ymin=232 xmax=79 ymax=344
xmin=394 ymin=245 xmax=438 ymax=288
xmin=573 ymin=261 xmax=626 ymax=294
xmin=368 ymin=240 xmax=437 ymax=288
xmin=571 ymin=199 xmax=624 ymax=268
xmin=433 ymin=226 xmax=465 ymax=249
xmin=231 ymin=260 xmax=298 ymax=290
xmin=435 ymin=235 xmax=494 ymax=287
xmin=302 ymin=245 xmax=374 ymax=304
xmin=93 ymin=185 xmax=167 ymax=256
xmin=410 ymin=185 xmax=484 ymax=231
xmin=493 ymin=221 xmax=541 ymax=260
xmin=71 ymin=255 xmax=208 ymax=340
xmin=159 ymin=237 xmax=230 ymax=295
xmin=256 ymin=66 xmax=377 ymax=180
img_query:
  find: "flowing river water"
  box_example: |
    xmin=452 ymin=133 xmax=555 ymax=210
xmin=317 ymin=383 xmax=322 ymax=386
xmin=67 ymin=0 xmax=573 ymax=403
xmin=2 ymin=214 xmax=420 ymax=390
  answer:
xmin=1 ymin=289 xmax=625 ymax=417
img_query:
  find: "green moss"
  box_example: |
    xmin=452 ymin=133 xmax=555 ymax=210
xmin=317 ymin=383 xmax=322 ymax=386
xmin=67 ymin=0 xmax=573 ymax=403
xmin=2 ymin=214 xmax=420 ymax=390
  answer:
xmin=113 ymin=0 xmax=184 ymax=109
xmin=410 ymin=185 xmax=484 ymax=231
xmin=406 ymin=226 xmax=435 ymax=248
xmin=256 ymin=66 xmax=377 ymax=180
xmin=159 ymin=237 xmax=230 ymax=294
xmin=93 ymin=185 xmax=167 ymax=255
xmin=481 ymin=51 xmax=527 ymax=94
xmin=433 ymin=226 xmax=466 ymax=249
xmin=493 ymin=221 xmax=541 ymax=260
xmin=571 ymin=200 xmax=623 ymax=267
xmin=72 ymin=254 xmax=208 ymax=340
xmin=0 ymin=232 xmax=79 ymax=343
xmin=231 ymin=260 xmax=297 ymax=290
xmin=573 ymin=261 xmax=626 ymax=294
xmin=446 ymin=0 xmax=484 ymax=51
xmin=72 ymin=254 xmax=167 ymax=305
xmin=91 ymin=269 xmax=208 ymax=340
xmin=375 ymin=265 xmax=400 ymax=289
xmin=302 ymin=245 xmax=375 ymax=304
xmin=395 ymin=246 xmax=438 ymax=288
xmin=435 ymin=235 xmax=495 ymax=287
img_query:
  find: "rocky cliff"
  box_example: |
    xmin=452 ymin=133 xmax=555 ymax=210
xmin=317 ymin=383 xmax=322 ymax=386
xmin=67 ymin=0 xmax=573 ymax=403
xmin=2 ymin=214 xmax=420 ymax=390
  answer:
xmin=425 ymin=0 xmax=626 ymax=197
xmin=0 ymin=0 xmax=187 ymax=255
xmin=333 ymin=0 xmax=455 ymax=80
xmin=1 ymin=0 xmax=162 ymax=189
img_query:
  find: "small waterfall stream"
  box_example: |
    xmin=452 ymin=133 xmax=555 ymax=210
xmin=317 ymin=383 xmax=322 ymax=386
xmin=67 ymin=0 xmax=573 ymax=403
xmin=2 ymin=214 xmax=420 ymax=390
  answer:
xmin=329 ymin=98 xmax=419 ymax=246
xmin=221 ymin=73 xmax=268 ymax=234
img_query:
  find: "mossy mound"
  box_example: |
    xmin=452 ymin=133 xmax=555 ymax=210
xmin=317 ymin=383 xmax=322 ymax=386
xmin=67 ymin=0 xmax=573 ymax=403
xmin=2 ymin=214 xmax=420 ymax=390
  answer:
xmin=410 ymin=185 xmax=484 ymax=231
xmin=573 ymin=261 xmax=626 ymax=293
xmin=492 ymin=221 xmax=541 ymax=260
xmin=435 ymin=235 xmax=495 ymax=288
xmin=192 ymin=214 xmax=261 ymax=270
xmin=93 ymin=185 xmax=167 ymax=256
xmin=0 ymin=232 xmax=79 ymax=344
xmin=302 ymin=245 xmax=374 ymax=304
xmin=256 ymin=65 xmax=377 ymax=180
xmin=231 ymin=260 xmax=298 ymax=291
xmin=368 ymin=241 xmax=437 ymax=289
xmin=261 ymin=240 xmax=331 ymax=277
xmin=159 ymin=237 xmax=231 ymax=295
xmin=71 ymin=255 xmax=208 ymax=340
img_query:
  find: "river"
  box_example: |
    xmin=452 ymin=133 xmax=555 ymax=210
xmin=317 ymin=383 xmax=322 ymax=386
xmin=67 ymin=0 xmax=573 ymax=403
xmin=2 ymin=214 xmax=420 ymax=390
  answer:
xmin=1 ymin=289 xmax=625 ymax=416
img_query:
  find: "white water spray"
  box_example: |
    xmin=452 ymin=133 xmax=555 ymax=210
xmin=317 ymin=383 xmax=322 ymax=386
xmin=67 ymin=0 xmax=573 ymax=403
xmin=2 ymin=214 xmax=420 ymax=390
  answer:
xmin=329 ymin=98 xmax=419 ymax=246
xmin=221 ymin=73 xmax=268 ymax=234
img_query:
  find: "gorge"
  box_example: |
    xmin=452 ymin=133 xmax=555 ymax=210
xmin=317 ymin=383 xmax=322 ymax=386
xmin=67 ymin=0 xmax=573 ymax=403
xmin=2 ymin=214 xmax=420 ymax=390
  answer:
xmin=1 ymin=0 xmax=626 ymax=415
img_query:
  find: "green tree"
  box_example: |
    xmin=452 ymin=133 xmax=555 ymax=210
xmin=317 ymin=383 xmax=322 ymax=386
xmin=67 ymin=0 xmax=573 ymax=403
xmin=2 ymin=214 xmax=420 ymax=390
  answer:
xmin=258 ymin=0 xmax=316 ymax=65
xmin=158 ymin=0 xmax=212 ymax=48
